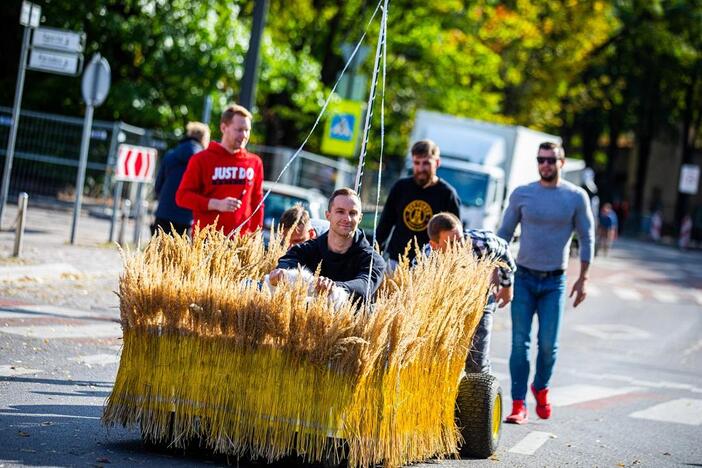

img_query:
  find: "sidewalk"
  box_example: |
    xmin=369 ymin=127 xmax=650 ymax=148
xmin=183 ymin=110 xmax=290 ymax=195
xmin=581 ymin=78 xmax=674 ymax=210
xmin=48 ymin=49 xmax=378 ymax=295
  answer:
xmin=0 ymin=204 xmax=148 ymax=316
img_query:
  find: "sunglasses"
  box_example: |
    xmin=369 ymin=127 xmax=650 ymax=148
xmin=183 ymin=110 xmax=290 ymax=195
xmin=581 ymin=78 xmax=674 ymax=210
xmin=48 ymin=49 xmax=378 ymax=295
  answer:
xmin=536 ymin=156 xmax=561 ymax=165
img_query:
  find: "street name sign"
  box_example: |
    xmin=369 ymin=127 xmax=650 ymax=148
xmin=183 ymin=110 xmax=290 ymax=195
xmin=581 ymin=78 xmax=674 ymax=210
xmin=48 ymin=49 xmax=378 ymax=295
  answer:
xmin=28 ymin=48 xmax=81 ymax=75
xmin=32 ymin=27 xmax=85 ymax=54
xmin=115 ymin=144 xmax=157 ymax=183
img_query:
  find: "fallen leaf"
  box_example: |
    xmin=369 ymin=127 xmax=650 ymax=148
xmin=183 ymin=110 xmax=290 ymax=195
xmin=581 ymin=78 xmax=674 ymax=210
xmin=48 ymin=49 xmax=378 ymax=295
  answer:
xmin=96 ymin=457 xmax=110 ymax=463
xmin=17 ymin=431 xmax=30 ymax=437
xmin=663 ymin=452 xmax=671 ymax=456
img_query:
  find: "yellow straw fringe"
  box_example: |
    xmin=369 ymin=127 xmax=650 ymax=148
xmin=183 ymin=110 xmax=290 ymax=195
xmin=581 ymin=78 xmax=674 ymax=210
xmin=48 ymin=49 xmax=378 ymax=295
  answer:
xmin=103 ymin=226 xmax=495 ymax=468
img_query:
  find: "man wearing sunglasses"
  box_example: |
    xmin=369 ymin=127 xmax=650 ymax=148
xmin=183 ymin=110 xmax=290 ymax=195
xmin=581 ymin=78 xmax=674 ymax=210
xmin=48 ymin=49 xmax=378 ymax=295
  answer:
xmin=497 ymin=141 xmax=594 ymax=425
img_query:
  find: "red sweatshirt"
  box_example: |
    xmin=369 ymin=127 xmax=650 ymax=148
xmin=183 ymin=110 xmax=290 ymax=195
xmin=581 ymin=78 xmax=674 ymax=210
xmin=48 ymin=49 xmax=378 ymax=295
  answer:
xmin=176 ymin=142 xmax=264 ymax=236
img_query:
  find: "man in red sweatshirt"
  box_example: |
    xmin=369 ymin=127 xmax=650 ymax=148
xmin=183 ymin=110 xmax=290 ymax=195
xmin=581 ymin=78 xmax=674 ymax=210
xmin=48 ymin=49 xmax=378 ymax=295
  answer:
xmin=176 ymin=104 xmax=264 ymax=236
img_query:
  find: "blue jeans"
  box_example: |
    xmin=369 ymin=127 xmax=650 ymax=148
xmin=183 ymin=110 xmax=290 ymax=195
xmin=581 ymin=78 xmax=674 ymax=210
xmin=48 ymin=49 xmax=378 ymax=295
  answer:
xmin=466 ymin=296 xmax=496 ymax=374
xmin=509 ymin=267 xmax=567 ymax=401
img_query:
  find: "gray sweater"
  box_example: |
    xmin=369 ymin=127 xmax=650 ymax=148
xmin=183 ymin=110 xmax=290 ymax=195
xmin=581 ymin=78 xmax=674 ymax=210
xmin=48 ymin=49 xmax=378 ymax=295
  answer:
xmin=497 ymin=180 xmax=594 ymax=272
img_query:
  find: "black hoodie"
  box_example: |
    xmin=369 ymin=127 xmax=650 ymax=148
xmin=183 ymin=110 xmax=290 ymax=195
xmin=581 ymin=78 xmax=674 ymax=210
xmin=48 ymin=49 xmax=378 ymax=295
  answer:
xmin=276 ymin=229 xmax=386 ymax=302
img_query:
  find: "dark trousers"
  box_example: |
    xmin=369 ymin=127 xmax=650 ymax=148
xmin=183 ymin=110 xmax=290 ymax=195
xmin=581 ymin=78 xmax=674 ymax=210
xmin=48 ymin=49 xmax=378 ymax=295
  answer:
xmin=151 ymin=217 xmax=191 ymax=237
xmin=465 ymin=295 xmax=497 ymax=374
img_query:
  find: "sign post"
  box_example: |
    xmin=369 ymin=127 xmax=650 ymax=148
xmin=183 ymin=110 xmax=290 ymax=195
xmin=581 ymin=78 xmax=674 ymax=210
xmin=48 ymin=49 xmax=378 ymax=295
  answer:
xmin=70 ymin=53 xmax=111 ymax=244
xmin=0 ymin=1 xmax=41 ymax=228
xmin=320 ymin=99 xmax=364 ymax=158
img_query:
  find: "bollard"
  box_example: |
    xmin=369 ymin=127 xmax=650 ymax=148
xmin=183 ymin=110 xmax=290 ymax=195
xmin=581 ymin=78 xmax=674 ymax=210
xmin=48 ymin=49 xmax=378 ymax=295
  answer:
xmin=12 ymin=192 xmax=28 ymax=257
xmin=118 ymin=199 xmax=131 ymax=247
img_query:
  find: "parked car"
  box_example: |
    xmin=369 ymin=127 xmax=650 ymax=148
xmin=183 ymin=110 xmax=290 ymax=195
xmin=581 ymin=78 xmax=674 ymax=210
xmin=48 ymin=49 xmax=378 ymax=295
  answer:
xmin=261 ymin=181 xmax=327 ymax=244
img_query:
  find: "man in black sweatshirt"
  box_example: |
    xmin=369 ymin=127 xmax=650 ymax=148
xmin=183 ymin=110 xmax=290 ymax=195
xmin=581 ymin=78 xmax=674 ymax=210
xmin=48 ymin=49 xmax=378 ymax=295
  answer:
xmin=269 ymin=188 xmax=386 ymax=303
xmin=375 ymin=139 xmax=461 ymax=271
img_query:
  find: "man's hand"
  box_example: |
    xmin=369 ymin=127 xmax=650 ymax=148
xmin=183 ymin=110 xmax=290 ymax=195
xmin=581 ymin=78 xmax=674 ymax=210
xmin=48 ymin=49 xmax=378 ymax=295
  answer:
xmin=569 ymin=276 xmax=587 ymax=307
xmin=495 ymin=285 xmax=513 ymax=308
xmin=208 ymin=197 xmax=242 ymax=212
xmin=269 ymin=269 xmax=285 ymax=286
xmin=315 ymin=276 xmax=335 ymax=294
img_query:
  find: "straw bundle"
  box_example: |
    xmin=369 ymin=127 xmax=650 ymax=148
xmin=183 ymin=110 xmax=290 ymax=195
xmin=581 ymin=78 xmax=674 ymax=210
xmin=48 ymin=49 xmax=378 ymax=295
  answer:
xmin=103 ymin=226 xmax=496 ymax=468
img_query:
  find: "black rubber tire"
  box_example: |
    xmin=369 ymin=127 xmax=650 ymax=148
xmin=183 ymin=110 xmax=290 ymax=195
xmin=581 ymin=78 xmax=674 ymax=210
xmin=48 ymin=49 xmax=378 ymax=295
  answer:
xmin=455 ymin=372 xmax=502 ymax=458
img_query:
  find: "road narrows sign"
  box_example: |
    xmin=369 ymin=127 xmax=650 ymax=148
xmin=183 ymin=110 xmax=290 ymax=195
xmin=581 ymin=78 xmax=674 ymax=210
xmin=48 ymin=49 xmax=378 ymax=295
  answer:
xmin=115 ymin=144 xmax=157 ymax=182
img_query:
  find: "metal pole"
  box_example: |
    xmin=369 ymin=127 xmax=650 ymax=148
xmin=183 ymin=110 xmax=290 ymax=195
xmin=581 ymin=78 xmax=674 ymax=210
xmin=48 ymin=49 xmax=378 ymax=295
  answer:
xmin=202 ymin=95 xmax=213 ymax=125
xmin=118 ymin=199 xmax=131 ymax=246
xmin=239 ymin=0 xmax=269 ymax=110
xmin=69 ymin=104 xmax=95 ymax=244
xmin=12 ymin=192 xmax=28 ymax=257
xmin=108 ymin=180 xmax=123 ymax=242
xmin=132 ymin=182 xmax=144 ymax=245
xmin=0 ymin=26 xmax=31 ymax=229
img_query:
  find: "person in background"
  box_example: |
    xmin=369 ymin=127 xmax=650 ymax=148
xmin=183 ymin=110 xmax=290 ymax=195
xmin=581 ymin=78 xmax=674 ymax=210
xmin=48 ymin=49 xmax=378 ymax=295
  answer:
xmin=596 ymin=203 xmax=618 ymax=256
xmin=375 ymin=139 xmax=461 ymax=272
xmin=176 ymin=104 xmax=264 ymax=236
xmin=424 ymin=212 xmax=515 ymax=374
xmin=152 ymin=122 xmax=210 ymax=236
xmin=278 ymin=204 xmax=329 ymax=246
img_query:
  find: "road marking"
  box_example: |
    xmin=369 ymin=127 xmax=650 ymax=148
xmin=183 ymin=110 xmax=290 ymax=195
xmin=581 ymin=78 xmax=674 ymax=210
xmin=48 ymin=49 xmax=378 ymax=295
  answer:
xmin=549 ymin=384 xmax=641 ymax=407
xmin=574 ymin=324 xmax=651 ymax=340
xmin=0 ymin=323 xmax=122 ymax=339
xmin=565 ymin=370 xmax=702 ymax=394
xmin=0 ymin=263 xmax=80 ymax=282
xmin=652 ymin=290 xmax=678 ymax=303
xmin=587 ymin=284 xmax=601 ymax=297
xmin=0 ymin=304 xmax=113 ymax=320
xmin=629 ymin=398 xmax=702 ymax=426
xmin=614 ymin=288 xmax=643 ymax=301
xmin=70 ymin=354 xmax=120 ymax=366
xmin=0 ymin=365 xmax=41 ymax=377
xmin=692 ymin=292 xmax=702 ymax=306
xmin=0 ymin=411 xmax=100 ymax=420
xmin=508 ymin=431 xmax=554 ymax=455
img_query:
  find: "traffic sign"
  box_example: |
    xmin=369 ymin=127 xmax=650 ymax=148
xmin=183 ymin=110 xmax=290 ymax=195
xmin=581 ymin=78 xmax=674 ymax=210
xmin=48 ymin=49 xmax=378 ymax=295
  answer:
xmin=115 ymin=144 xmax=157 ymax=183
xmin=81 ymin=54 xmax=111 ymax=106
xmin=32 ymin=27 xmax=85 ymax=53
xmin=321 ymin=99 xmax=364 ymax=158
xmin=28 ymin=48 xmax=81 ymax=76
xmin=679 ymin=164 xmax=700 ymax=195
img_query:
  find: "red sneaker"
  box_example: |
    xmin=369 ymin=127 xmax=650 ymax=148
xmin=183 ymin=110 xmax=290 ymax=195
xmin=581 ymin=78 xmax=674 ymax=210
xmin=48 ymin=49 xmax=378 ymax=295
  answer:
xmin=531 ymin=384 xmax=552 ymax=419
xmin=505 ymin=400 xmax=528 ymax=424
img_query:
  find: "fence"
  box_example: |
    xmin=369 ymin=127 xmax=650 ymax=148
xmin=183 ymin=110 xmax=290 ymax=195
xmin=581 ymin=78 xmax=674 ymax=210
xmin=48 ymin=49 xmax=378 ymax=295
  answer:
xmin=0 ymin=106 xmax=176 ymax=207
xmin=0 ymin=107 xmax=360 ymax=211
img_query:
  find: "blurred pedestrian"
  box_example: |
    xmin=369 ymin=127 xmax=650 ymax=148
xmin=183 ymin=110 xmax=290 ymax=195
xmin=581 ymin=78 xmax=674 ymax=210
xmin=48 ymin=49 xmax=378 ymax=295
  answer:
xmin=425 ymin=212 xmax=515 ymax=374
xmin=650 ymin=210 xmax=662 ymax=242
xmin=498 ymin=142 xmax=594 ymax=425
xmin=679 ymin=214 xmax=692 ymax=250
xmin=151 ymin=122 xmax=210 ymax=236
xmin=376 ymin=139 xmax=461 ymax=272
xmin=176 ymin=104 xmax=264 ymax=236
xmin=596 ymin=203 xmax=618 ymax=256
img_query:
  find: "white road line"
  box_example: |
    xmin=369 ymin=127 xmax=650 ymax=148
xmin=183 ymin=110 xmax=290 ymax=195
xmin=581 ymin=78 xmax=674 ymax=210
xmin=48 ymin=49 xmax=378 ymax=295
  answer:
xmin=629 ymin=399 xmax=702 ymax=426
xmin=573 ymin=324 xmax=651 ymax=340
xmin=0 ymin=411 xmax=100 ymax=420
xmin=652 ymin=290 xmax=678 ymax=303
xmin=0 ymin=323 xmax=122 ymax=339
xmin=549 ymin=384 xmax=641 ymax=407
xmin=614 ymin=288 xmax=643 ymax=301
xmin=587 ymin=284 xmax=601 ymax=297
xmin=692 ymin=292 xmax=702 ymax=306
xmin=0 ymin=304 xmax=110 ymax=320
xmin=0 ymin=309 xmax=37 ymax=319
xmin=508 ymin=431 xmax=554 ymax=455
xmin=70 ymin=354 xmax=120 ymax=366
xmin=0 ymin=365 xmax=41 ymax=377
xmin=565 ymin=370 xmax=702 ymax=394
xmin=0 ymin=263 xmax=80 ymax=282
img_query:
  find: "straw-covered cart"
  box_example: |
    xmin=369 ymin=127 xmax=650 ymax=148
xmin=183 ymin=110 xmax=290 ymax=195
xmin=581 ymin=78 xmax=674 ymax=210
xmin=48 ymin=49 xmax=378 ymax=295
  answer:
xmin=102 ymin=227 xmax=503 ymax=467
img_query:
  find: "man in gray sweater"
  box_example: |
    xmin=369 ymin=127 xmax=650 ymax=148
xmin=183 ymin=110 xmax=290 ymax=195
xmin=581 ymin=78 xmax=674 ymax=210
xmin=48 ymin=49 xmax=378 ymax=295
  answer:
xmin=498 ymin=142 xmax=594 ymax=425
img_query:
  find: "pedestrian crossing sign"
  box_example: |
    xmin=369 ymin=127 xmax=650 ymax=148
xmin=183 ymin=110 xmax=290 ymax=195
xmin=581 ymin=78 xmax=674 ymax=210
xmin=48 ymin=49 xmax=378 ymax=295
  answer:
xmin=321 ymin=99 xmax=364 ymax=157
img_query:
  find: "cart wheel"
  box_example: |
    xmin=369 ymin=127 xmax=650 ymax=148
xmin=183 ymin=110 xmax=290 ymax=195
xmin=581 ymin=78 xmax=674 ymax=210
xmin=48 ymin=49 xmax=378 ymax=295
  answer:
xmin=455 ymin=372 xmax=502 ymax=458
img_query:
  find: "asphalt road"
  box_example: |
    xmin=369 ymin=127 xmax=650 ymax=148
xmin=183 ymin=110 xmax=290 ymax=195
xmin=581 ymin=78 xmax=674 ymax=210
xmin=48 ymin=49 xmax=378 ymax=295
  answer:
xmin=0 ymin=228 xmax=700 ymax=467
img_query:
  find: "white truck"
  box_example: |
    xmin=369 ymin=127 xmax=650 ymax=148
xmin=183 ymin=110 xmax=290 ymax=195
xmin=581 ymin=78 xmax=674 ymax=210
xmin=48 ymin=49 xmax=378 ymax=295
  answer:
xmin=407 ymin=110 xmax=585 ymax=231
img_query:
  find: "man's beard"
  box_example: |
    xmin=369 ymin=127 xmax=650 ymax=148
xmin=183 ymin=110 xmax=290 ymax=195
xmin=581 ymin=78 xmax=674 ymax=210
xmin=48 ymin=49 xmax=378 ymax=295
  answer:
xmin=540 ymin=171 xmax=557 ymax=182
xmin=414 ymin=173 xmax=429 ymax=185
